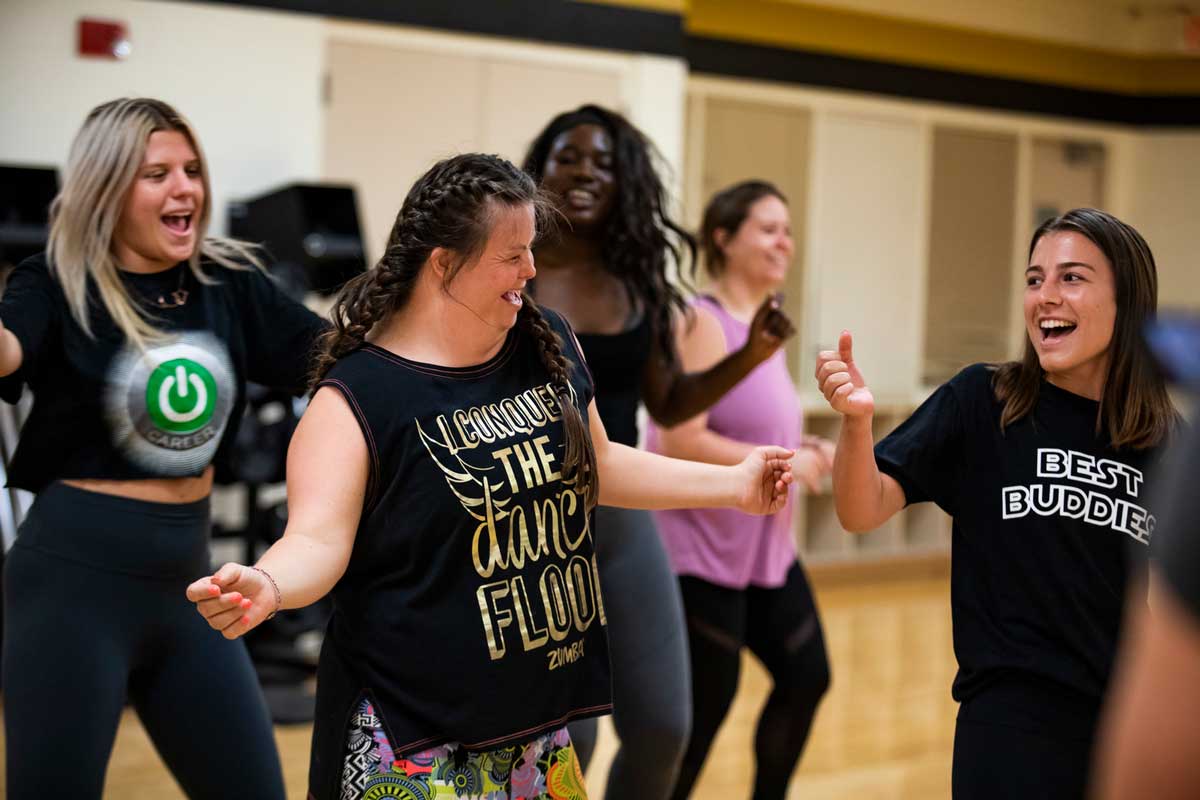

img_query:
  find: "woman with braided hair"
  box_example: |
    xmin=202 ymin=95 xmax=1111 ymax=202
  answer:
xmin=522 ymin=105 xmax=795 ymax=797
xmin=186 ymin=153 xmax=796 ymax=800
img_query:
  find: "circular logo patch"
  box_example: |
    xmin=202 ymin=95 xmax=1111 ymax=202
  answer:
xmin=145 ymin=358 xmax=217 ymax=434
xmin=105 ymin=332 xmax=236 ymax=474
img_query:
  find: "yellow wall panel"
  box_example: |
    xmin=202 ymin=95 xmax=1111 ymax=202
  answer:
xmin=685 ymin=0 xmax=1200 ymax=95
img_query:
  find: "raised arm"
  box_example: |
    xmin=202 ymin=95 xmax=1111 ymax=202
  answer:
xmin=640 ymin=295 xmax=794 ymax=426
xmin=654 ymin=304 xmax=828 ymax=492
xmin=654 ymin=305 xmax=757 ymax=465
xmin=814 ymin=331 xmax=906 ymax=532
xmin=0 ymin=259 xmax=61 ymax=382
xmin=186 ymin=385 xmax=367 ymax=637
xmin=589 ymin=397 xmax=793 ymax=514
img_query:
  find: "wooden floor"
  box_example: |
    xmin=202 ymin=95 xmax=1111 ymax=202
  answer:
xmin=0 ymin=575 xmax=957 ymax=799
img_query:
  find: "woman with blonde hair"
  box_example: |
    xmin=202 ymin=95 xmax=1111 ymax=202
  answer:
xmin=0 ymin=97 xmax=325 ymax=798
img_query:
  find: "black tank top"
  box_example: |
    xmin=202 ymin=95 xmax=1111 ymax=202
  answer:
xmin=307 ymin=309 xmax=611 ymax=799
xmin=574 ymin=313 xmax=652 ymax=446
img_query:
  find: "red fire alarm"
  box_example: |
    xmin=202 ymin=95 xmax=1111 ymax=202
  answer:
xmin=78 ymin=18 xmax=131 ymax=60
xmin=1185 ymin=16 xmax=1200 ymax=53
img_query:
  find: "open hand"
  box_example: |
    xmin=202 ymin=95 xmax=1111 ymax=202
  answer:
xmin=733 ymin=445 xmax=795 ymax=515
xmin=186 ymin=563 xmax=279 ymax=640
xmin=743 ymin=294 xmax=796 ymax=365
xmin=815 ymin=331 xmax=874 ymax=418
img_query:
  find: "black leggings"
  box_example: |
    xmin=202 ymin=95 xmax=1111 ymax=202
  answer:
xmin=2 ymin=483 xmax=285 ymax=799
xmin=567 ymin=507 xmax=692 ymax=800
xmin=670 ymin=563 xmax=830 ymax=800
xmin=952 ymin=682 xmax=1098 ymax=800
xmin=952 ymin=719 xmax=1092 ymax=799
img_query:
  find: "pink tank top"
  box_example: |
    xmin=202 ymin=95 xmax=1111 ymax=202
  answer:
xmin=645 ymin=295 xmax=801 ymax=589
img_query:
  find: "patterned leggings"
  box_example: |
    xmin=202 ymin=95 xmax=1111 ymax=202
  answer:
xmin=341 ymin=698 xmax=589 ymax=800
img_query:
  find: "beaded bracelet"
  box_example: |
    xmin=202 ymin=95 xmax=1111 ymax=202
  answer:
xmin=250 ymin=565 xmax=282 ymax=621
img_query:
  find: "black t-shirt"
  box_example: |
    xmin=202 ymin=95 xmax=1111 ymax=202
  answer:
xmin=307 ymin=309 xmax=611 ymax=799
xmin=0 ymin=253 xmax=325 ymax=492
xmin=1153 ymin=424 xmax=1200 ymax=622
xmin=875 ymin=363 xmax=1168 ymax=738
xmin=574 ymin=313 xmax=651 ymax=447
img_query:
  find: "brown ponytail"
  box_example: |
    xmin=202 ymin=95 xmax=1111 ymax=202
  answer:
xmin=518 ymin=296 xmax=599 ymax=510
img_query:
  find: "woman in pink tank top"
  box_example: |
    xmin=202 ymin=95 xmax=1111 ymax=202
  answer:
xmin=646 ymin=181 xmax=833 ymax=799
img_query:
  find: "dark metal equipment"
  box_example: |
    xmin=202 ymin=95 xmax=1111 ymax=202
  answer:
xmin=228 ymin=183 xmax=367 ymax=296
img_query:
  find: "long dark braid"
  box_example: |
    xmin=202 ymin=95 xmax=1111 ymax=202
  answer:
xmin=523 ymin=105 xmax=697 ymax=368
xmin=518 ymin=296 xmax=599 ymax=510
xmin=310 ymin=153 xmax=599 ymax=505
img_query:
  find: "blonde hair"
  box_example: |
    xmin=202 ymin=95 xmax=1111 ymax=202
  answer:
xmin=47 ymin=98 xmax=262 ymax=350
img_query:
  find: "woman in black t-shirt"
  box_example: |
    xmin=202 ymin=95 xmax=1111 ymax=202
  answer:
xmin=186 ymin=153 xmax=796 ymax=800
xmin=522 ymin=105 xmax=796 ymax=798
xmin=0 ymin=99 xmax=325 ymax=798
xmin=814 ymin=208 xmax=1177 ymax=799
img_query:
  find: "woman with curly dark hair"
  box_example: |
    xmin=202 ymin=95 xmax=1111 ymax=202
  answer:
xmin=523 ymin=105 xmax=794 ymax=798
xmin=186 ymin=152 xmax=796 ymax=800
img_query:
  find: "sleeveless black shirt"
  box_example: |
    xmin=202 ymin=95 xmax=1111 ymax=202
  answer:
xmin=308 ymin=309 xmax=611 ymax=798
xmin=574 ymin=313 xmax=651 ymax=447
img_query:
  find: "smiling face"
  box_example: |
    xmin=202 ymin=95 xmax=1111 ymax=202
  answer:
xmin=538 ymin=123 xmax=616 ymax=234
xmin=445 ymin=202 xmax=537 ymax=331
xmin=717 ymin=194 xmax=793 ymax=289
xmin=112 ymin=129 xmax=205 ymax=273
xmin=1024 ymin=230 xmax=1118 ymax=399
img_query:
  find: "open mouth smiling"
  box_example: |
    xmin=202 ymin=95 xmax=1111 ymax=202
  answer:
xmin=1040 ymin=319 xmax=1077 ymax=341
xmin=162 ymin=213 xmax=193 ymax=235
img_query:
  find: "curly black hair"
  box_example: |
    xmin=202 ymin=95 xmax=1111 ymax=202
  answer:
xmin=523 ymin=105 xmax=697 ymax=367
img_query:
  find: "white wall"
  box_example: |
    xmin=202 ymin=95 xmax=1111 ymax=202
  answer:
xmin=318 ymin=19 xmax=686 ymax=263
xmin=809 ymin=111 xmax=926 ymax=399
xmin=0 ymin=2 xmax=688 ymax=240
xmin=0 ymin=0 xmax=325 ymax=234
xmin=1127 ymin=132 xmax=1200 ymax=310
xmin=623 ymin=55 xmax=689 ymax=206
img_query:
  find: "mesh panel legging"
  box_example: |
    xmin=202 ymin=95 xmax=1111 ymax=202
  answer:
xmin=567 ymin=506 xmax=692 ymax=799
xmin=2 ymin=483 xmax=285 ymax=799
xmin=669 ymin=563 xmax=830 ymax=800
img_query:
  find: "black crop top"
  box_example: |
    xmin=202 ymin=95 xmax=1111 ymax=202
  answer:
xmin=574 ymin=313 xmax=652 ymax=446
xmin=306 ymin=309 xmax=611 ymax=798
xmin=0 ymin=253 xmax=325 ymax=492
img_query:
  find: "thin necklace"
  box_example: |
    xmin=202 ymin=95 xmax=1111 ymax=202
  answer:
xmin=154 ymin=267 xmax=189 ymax=309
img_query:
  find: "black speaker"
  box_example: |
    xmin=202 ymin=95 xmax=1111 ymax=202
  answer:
xmin=228 ymin=183 xmax=366 ymax=296
xmin=0 ymin=164 xmax=59 ymax=269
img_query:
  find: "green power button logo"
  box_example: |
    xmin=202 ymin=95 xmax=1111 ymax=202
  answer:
xmin=145 ymin=358 xmax=217 ymax=434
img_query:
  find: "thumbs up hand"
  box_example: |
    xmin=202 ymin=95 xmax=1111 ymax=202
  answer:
xmin=814 ymin=331 xmax=874 ymax=418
